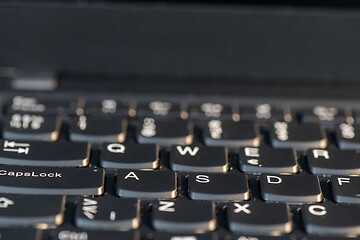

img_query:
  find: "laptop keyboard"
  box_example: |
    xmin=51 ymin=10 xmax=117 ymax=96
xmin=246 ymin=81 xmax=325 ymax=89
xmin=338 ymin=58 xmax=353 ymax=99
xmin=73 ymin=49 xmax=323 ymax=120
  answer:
xmin=0 ymin=95 xmax=359 ymax=240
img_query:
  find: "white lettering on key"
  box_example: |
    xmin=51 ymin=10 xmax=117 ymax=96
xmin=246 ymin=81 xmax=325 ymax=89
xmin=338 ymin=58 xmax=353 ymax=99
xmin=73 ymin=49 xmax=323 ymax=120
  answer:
xmin=255 ymin=104 xmax=271 ymax=119
xmin=339 ymin=123 xmax=355 ymax=139
xmin=58 ymin=230 xmax=88 ymax=240
xmin=234 ymin=203 xmax=251 ymax=214
xmin=201 ymin=103 xmax=223 ymax=118
xmin=0 ymin=197 xmax=14 ymax=208
xmin=124 ymin=172 xmax=139 ymax=181
xmin=267 ymin=175 xmax=282 ymax=184
xmin=274 ymin=122 xmax=288 ymax=141
xmin=337 ymin=177 xmax=350 ymax=186
xmin=78 ymin=115 xmax=87 ymax=131
xmin=196 ymin=175 xmax=210 ymax=184
xmin=171 ymin=237 xmax=197 ymax=240
xmin=309 ymin=205 xmax=327 ymax=216
xmin=107 ymin=143 xmax=125 ymax=154
xmin=110 ymin=211 xmax=116 ymax=221
xmin=208 ymin=120 xmax=222 ymax=139
xmin=312 ymin=149 xmax=330 ymax=159
xmin=238 ymin=237 xmax=259 ymax=240
xmin=141 ymin=118 xmax=156 ymax=137
xmin=10 ymin=114 xmax=44 ymax=130
xmin=176 ymin=146 xmax=199 ymax=156
xmin=101 ymin=99 xmax=117 ymax=114
xmin=82 ymin=198 xmax=98 ymax=220
xmin=12 ymin=96 xmax=46 ymax=113
xmin=149 ymin=101 xmax=172 ymax=116
xmin=158 ymin=201 xmax=175 ymax=212
xmin=313 ymin=106 xmax=338 ymax=121
xmin=247 ymin=159 xmax=259 ymax=166
xmin=244 ymin=147 xmax=260 ymax=157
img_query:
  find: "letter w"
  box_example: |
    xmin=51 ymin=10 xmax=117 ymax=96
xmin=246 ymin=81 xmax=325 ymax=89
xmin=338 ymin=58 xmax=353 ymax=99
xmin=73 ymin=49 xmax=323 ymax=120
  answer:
xmin=176 ymin=146 xmax=199 ymax=156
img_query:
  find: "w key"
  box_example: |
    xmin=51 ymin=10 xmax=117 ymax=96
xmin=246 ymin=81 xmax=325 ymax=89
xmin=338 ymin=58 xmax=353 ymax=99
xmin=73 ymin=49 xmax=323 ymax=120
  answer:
xmin=0 ymin=140 xmax=90 ymax=167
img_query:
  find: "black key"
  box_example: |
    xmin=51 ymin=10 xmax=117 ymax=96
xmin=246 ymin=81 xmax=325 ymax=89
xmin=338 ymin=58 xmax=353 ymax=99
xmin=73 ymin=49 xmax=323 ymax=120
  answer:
xmin=336 ymin=123 xmax=360 ymax=150
xmin=0 ymin=194 xmax=64 ymax=227
xmin=170 ymin=145 xmax=228 ymax=172
xmin=302 ymin=203 xmax=360 ymax=237
xmin=154 ymin=232 xmax=217 ymax=240
xmin=75 ymin=197 xmax=140 ymax=231
xmin=0 ymin=228 xmax=41 ymax=240
xmin=0 ymin=140 xmax=90 ymax=167
xmin=270 ymin=122 xmax=327 ymax=150
xmin=69 ymin=115 xmax=127 ymax=143
xmin=241 ymin=103 xmax=289 ymax=121
xmin=152 ymin=200 xmax=216 ymax=233
xmin=137 ymin=101 xmax=185 ymax=118
xmin=202 ymin=120 xmax=260 ymax=147
xmin=331 ymin=176 xmax=360 ymax=204
xmin=9 ymin=96 xmax=77 ymax=115
xmin=301 ymin=106 xmax=348 ymax=124
xmin=136 ymin=118 xmax=194 ymax=145
xmin=52 ymin=228 xmax=139 ymax=240
xmin=188 ymin=172 xmax=249 ymax=201
xmin=191 ymin=102 xmax=234 ymax=120
xmin=239 ymin=146 xmax=298 ymax=174
xmin=85 ymin=99 xmax=129 ymax=116
xmin=100 ymin=142 xmax=159 ymax=169
xmin=308 ymin=148 xmax=360 ymax=175
xmin=0 ymin=165 xmax=104 ymax=195
xmin=116 ymin=169 xmax=177 ymax=199
xmin=260 ymin=174 xmax=323 ymax=203
xmin=227 ymin=201 xmax=293 ymax=235
xmin=231 ymin=236 xmax=293 ymax=240
xmin=3 ymin=113 xmax=61 ymax=141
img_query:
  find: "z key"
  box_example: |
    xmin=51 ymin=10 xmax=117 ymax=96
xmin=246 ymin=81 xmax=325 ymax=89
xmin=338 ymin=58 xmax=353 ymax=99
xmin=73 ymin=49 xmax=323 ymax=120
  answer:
xmin=3 ymin=113 xmax=61 ymax=141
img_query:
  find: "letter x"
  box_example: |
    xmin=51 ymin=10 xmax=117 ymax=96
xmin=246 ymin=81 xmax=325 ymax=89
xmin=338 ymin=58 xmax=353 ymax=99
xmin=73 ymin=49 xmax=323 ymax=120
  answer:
xmin=234 ymin=203 xmax=251 ymax=214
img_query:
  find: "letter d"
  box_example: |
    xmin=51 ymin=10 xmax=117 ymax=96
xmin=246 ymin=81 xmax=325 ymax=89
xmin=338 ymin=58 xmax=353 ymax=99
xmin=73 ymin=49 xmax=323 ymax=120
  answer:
xmin=267 ymin=175 xmax=282 ymax=184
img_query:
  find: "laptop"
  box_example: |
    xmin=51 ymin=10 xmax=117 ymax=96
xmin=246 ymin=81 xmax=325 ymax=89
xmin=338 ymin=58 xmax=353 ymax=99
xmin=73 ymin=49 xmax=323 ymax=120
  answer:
xmin=0 ymin=0 xmax=359 ymax=239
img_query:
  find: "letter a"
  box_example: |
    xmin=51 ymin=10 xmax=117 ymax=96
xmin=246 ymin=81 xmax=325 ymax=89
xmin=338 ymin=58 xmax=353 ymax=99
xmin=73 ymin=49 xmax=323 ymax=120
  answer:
xmin=124 ymin=172 xmax=139 ymax=180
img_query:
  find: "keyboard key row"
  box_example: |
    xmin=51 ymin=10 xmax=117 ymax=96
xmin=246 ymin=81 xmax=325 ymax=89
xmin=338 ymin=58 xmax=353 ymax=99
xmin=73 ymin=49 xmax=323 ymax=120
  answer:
xmin=1 ymin=193 xmax=360 ymax=238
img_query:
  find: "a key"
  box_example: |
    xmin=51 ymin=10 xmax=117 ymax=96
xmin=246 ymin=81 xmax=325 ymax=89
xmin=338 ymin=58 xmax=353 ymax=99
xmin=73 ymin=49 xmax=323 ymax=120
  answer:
xmin=3 ymin=113 xmax=61 ymax=141
xmin=260 ymin=174 xmax=323 ymax=203
xmin=53 ymin=228 xmax=139 ymax=240
xmin=100 ymin=142 xmax=159 ymax=169
xmin=270 ymin=122 xmax=327 ymax=150
xmin=231 ymin=236 xmax=293 ymax=240
xmin=137 ymin=101 xmax=185 ymax=119
xmin=153 ymin=232 xmax=217 ymax=240
xmin=202 ymin=120 xmax=260 ymax=147
xmin=227 ymin=201 xmax=293 ymax=235
xmin=308 ymin=148 xmax=360 ymax=175
xmin=152 ymin=200 xmax=216 ymax=233
xmin=116 ymin=169 xmax=177 ymax=199
xmin=0 ymin=165 xmax=104 ymax=195
xmin=0 ymin=140 xmax=90 ymax=167
xmin=9 ymin=96 xmax=77 ymax=115
xmin=336 ymin=123 xmax=360 ymax=150
xmin=331 ymin=176 xmax=360 ymax=204
xmin=136 ymin=118 xmax=194 ymax=145
xmin=300 ymin=106 xmax=348 ymax=124
xmin=191 ymin=102 xmax=234 ymax=120
xmin=85 ymin=99 xmax=129 ymax=116
xmin=170 ymin=145 xmax=228 ymax=172
xmin=75 ymin=197 xmax=140 ymax=230
xmin=239 ymin=146 xmax=298 ymax=174
xmin=0 ymin=228 xmax=42 ymax=240
xmin=302 ymin=203 xmax=360 ymax=237
xmin=240 ymin=103 xmax=289 ymax=122
xmin=188 ymin=172 xmax=249 ymax=201
xmin=69 ymin=115 xmax=127 ymax=143
xmin=0 ymin=194 xmax=65 ymax=228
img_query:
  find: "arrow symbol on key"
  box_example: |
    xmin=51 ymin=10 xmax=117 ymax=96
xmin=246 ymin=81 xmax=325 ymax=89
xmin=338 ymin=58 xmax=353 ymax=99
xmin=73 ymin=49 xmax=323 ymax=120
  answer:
xmin=3 ymin=140 xmax=30 ymax=148
xmin=3 ymin=148 xmax=30 ymax=154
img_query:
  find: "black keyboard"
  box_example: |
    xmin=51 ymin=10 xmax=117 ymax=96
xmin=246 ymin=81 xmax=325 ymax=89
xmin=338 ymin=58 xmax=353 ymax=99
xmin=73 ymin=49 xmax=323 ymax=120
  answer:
xmin=0 ymin=94 xmax=360 ymax=240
